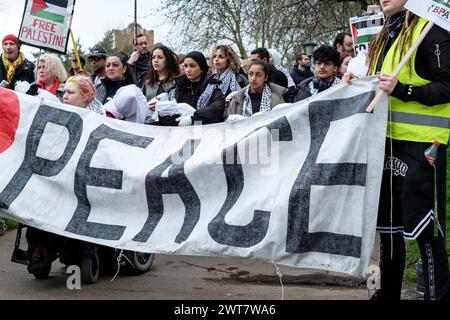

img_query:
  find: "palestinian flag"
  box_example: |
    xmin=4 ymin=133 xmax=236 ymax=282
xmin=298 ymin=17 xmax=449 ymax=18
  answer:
xmin=351 ymin=17 xmax=384 ymax=45
xmin=349 ymin=12 xmax=385 ymax=55
xmin=31 ymin=0 xmax=68 ymax=24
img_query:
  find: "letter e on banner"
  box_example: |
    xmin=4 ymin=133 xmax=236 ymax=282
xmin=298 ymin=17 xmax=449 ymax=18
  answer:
xmin=0 ymin=88 xmax=20 ymax=153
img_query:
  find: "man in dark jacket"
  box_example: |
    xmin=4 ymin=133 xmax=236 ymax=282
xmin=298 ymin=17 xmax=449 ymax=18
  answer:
xmin=290 ymin=53 xmax=314 ymax=86
xmin=293 ymin=45 xmax=341 ymax=102
xmin=128 ymin=33 xmax=151 ymax=87
xmin=0 ymin=34 xmax=35 ymax=90
xmin=88 ymin=47 xmax=108 ymax=86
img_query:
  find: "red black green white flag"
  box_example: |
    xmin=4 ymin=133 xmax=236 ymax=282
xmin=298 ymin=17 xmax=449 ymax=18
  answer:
xmin=18 ymin=0 xmax=75 ymax=54
xmin=349 ymin=12 xmax=385 ymax=56
xmin=31 ymin=0 xmax=69 ymax=24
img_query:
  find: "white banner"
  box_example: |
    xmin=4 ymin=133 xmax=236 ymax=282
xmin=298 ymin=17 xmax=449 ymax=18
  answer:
xmin=405 ymin=0 xmax=450 ymax=31
xmin=18 ymin=0 xmax=76 ymax=54
xmin=0 ymin=79 xmax=388 ymax=278
xmin=350 ymin=12 xmax=385 ymax=56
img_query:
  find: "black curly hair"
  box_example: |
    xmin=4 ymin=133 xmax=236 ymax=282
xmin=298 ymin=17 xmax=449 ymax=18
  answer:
xmin=313 ymin=45 xmax=340 ymax=66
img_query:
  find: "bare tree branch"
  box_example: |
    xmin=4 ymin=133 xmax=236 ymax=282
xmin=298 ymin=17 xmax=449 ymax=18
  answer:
xmin=161 ymin=0 xmax=377 ymax=64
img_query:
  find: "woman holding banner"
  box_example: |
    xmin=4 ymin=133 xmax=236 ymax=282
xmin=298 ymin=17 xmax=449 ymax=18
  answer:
xmin=366 ymin=0 xmax=450 ymax=300
xmin=151 ymin=51 xmax=225 ymax=126
xmin=35 ymin=53 xmax=67 ymax=102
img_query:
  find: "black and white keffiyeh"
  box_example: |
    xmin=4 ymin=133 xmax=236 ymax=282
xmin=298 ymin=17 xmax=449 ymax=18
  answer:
xmin=166 ymin=83 xmax=214 ymax=110
xmin=86 ymin=99 xmax=105 ymax=115
xmin=196 ymin=82 xmax=219 ymax=109
xmin=215 ymin=68 xmax=241 ymax=95
xmin=242 ymin=84 xmax=272 ymax=118
xmin=196 ymin=69 xmax=241 ymax=109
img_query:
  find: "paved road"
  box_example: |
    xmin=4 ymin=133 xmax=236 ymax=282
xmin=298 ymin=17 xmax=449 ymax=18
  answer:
xmin=0 ymin=230 xmax=419 ymax=300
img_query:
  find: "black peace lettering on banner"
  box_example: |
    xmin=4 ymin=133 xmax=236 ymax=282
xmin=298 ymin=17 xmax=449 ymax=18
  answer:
xmin=65 ymin=124 xmax=153 ymax=240
xmin=133 ymin=139 xmax=201 ymax=243
xmin=208 ymin=117 xmax=293 ymax=248
xmin=286 ymin=92 xmax=374 ymax=258
xmin=0 ymin=105 xmax=82 ymax=209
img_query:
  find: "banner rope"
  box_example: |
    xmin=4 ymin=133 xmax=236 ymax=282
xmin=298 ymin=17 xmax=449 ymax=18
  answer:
xmin=110 ymin=249 xmax=135 ymax=282
xmin=389 ymin=99 xmax=394 ymax=260
xmin=272 ymin=260 xmax=284 ymax=300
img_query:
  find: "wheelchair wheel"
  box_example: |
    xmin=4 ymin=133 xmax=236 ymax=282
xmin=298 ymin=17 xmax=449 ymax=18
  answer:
xmin=81 ymin=252 xmax=100 ymax=284
xmin=123 ymin=251 xmax=155 ymax=275
xmin=32 ymin=265 xmax=51 ymax=280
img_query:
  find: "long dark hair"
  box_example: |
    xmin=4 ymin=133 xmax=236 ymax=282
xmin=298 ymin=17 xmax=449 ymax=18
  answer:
xmin=145 ymin=45 xmax=180 ymax=86
xmin=107 ymin=51 xmax=137 ymax=85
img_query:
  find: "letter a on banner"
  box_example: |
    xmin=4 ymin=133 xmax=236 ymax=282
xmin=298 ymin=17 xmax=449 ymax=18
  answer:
xmin=18 ymin=0 xmax=76 ymax=54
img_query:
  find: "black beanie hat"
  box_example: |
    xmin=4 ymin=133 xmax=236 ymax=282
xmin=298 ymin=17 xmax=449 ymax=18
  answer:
xmin=185 ymin=51 xmax=208 ymax=75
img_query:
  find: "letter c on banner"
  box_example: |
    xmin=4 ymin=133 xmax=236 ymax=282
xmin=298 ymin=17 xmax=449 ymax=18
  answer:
xmin=0 ymin=88 xmax=20 ymax=153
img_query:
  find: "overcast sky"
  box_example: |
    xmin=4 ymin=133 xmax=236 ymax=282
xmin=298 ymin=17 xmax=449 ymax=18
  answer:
xmin=0 ymin=0 xmax=171 ymax=56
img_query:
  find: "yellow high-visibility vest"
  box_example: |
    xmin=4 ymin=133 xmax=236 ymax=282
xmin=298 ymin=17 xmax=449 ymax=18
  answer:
xmin=373 ymin=18 xmax=450 ymax=144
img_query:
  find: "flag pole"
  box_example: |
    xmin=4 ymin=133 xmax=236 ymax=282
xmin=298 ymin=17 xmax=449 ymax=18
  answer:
xmin=366 ymin=21 xmax=434 ymax=113
xmin=69 ymin=29 xmax=83 ymax=73
xmin=134 ymin=0 xmax=138 ymax=45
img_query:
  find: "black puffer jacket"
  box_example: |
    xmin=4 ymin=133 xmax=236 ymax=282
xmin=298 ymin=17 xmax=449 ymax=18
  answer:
xmin=154 ymin=74 xmax=226 ymax=126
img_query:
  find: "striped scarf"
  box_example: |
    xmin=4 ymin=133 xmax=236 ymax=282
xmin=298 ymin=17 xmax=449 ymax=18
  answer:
xmin=2 ymin=52 xmax=25 ymax=83
xmin=242 ymin=84 xmax=272 ymax=118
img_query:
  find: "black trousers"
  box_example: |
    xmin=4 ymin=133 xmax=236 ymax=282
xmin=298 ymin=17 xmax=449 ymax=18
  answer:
xmin=376 ymin=140 xmax=449 ymax=300
xmin=378 ymin=230 xmax=449 ymax=300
